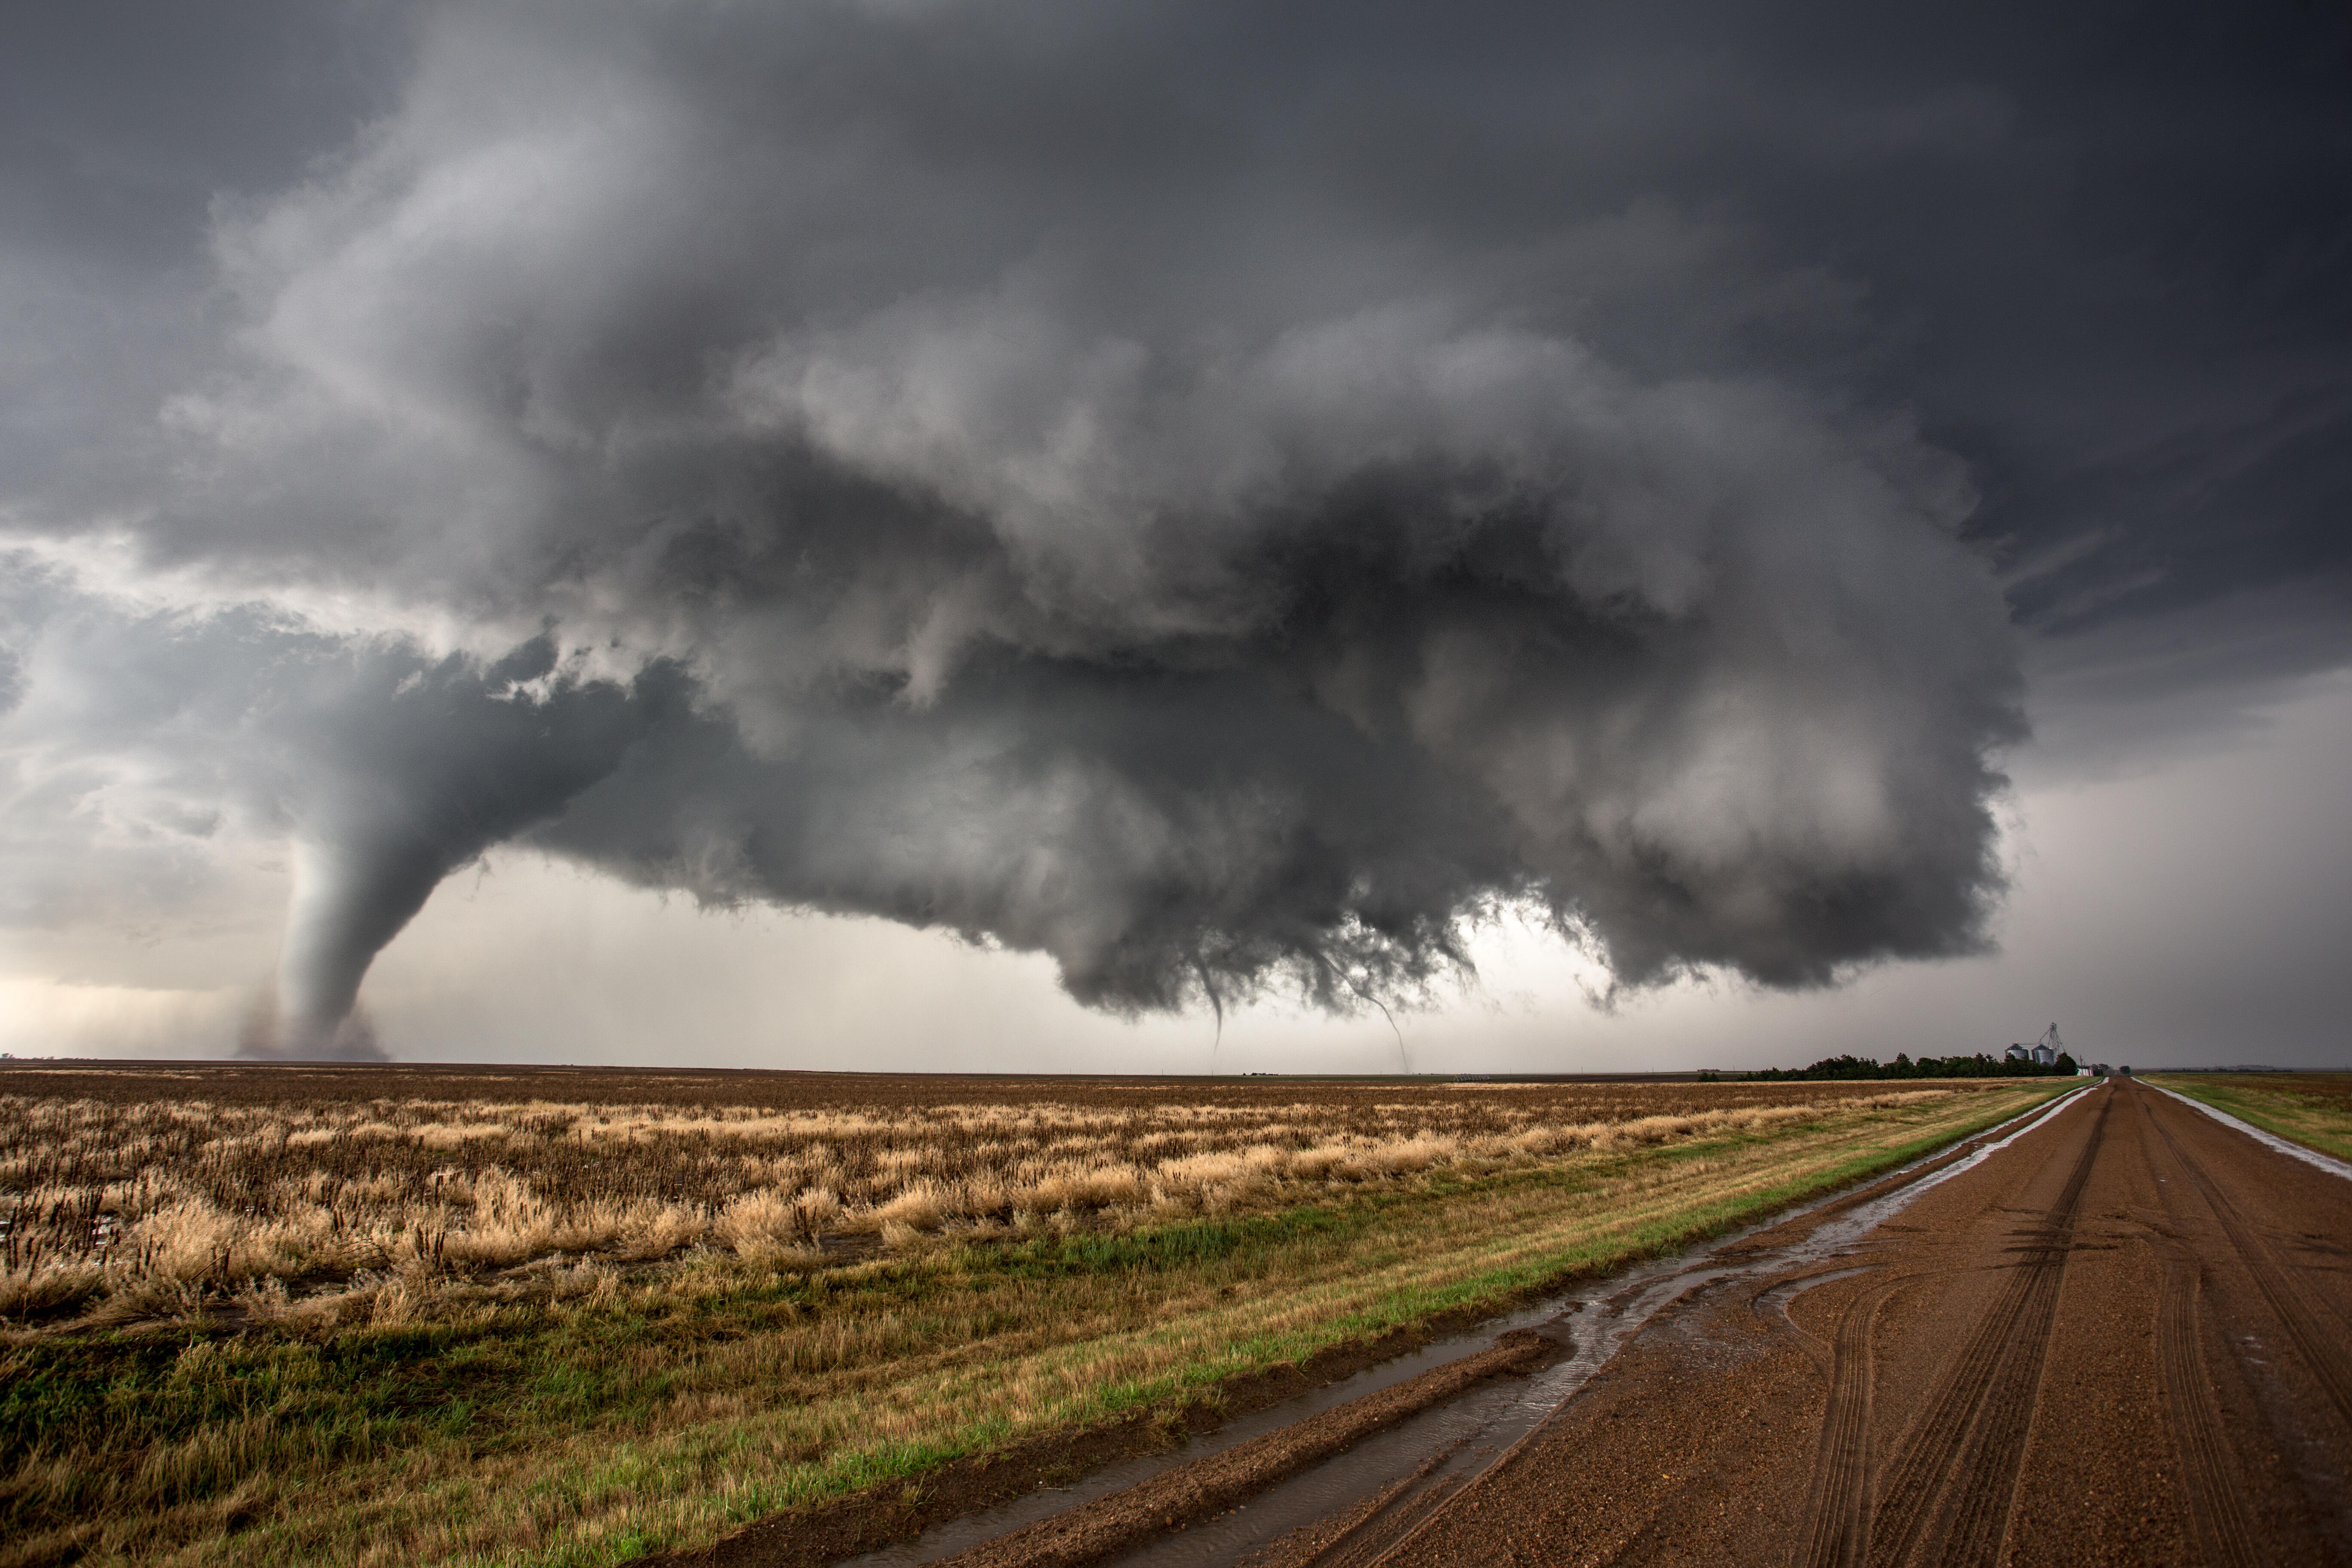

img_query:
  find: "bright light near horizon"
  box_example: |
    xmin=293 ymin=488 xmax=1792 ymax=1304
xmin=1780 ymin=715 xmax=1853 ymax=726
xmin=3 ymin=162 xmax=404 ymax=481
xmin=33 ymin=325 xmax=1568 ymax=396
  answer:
xmin=5 ymin=674 xmax=2346 ymax=1072
xmin=0 ymin=977 xmax=245 ymax=1057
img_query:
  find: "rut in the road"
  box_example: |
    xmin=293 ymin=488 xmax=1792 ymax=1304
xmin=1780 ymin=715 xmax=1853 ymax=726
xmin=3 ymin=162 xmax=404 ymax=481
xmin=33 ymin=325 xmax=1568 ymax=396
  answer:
xmin=1251 ymin=1452 xmax=1468 ymax=1568
xmin=2154 ymin=1254 xmax=2261 ymax=1568
xmin=2135 ymin=1088 xmax=2327 ymax=1568
xmin=929 ymin=1332 xmax=1554 ymax=1568
xmin=1787 ymin=1089 xmax=2110 ymax=1568
xmin=1873 ymin=1090 xmax=2108 ymax=1568
xmin=1792 ymin=1275 xmax=1896 ymax=1568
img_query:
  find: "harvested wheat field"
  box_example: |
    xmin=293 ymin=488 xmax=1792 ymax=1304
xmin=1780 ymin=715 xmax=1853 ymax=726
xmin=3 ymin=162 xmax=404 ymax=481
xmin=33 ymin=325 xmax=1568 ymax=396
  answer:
xmin=0 ymin=1063 xmax=2062 ymax=1568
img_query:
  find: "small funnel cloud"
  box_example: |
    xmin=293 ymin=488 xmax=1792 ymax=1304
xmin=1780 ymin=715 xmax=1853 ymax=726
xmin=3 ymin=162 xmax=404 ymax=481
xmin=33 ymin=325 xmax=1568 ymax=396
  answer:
xmin=238 ymin=635 xmax=658 ymax=1059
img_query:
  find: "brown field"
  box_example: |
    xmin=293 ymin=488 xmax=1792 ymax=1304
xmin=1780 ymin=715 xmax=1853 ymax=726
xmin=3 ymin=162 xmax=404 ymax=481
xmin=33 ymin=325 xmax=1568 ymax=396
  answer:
xmin=0 ymin=1065 xmax=1948 ymax=1325
xmin=0 ymin=1065 xmax=2061 ymax=1568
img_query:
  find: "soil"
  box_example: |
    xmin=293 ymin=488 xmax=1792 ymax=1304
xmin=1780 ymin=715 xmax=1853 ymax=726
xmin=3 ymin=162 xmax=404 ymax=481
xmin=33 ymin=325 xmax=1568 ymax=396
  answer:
xmin=637 ymin=1310 xmax=1562 ymax=1568
xmin=1261 ymin=1077 xmax=2352 ymax=1567
xmin=927 ymin=1332 xmax=1557 ymax=1568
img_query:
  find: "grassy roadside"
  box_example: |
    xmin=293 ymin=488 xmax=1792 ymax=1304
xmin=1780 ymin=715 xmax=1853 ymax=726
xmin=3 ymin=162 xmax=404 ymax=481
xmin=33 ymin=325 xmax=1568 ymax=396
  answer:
xmin=2144 ymin=1073 xmax=2352 ymax=1161
xmin=1 ymin=1083 xmax=2061 ymax=1568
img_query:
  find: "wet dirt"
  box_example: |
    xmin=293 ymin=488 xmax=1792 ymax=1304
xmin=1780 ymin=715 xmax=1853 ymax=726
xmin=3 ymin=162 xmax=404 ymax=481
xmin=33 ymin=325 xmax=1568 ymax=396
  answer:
xmin=640 ymin=1302 xmax=1567 ymax=1568
xmin=772 ymin=1078 xmax=2352 ymax=1567
xmin=1327 ymin=1078 xmax=2352 ymax=1568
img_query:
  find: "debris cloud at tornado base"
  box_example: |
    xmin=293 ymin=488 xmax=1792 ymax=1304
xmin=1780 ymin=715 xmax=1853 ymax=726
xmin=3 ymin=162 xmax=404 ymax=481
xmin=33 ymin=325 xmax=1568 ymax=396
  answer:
xmin=0 ymin=3 xmax=2048 ymax=1053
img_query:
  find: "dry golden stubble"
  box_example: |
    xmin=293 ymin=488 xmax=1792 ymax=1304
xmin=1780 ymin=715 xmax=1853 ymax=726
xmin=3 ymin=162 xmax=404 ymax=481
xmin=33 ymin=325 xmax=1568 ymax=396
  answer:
xmin=1 ymin=1068 xmax=1961 ymax=1326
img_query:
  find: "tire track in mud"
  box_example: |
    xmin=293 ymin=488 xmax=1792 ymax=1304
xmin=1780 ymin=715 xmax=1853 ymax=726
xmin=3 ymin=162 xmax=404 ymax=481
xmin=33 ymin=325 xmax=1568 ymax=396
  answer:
xmin=1861 ymin=1090 xmax=2110 ymax=1568
xmin=930 ymin=1332 xmax=1555 ymax=1568
xmin=2139 ymin=1088 xmax=2352 ymax=1430
xmin=2130 ymin=1087 xmax=2318 ymax=1568
xmin=1791 ymin=1277 xmax=1896 ymax=1568
xmin=1313 ymin=1473 xmax=1463 ymax=1568
xmin=1236 ymin=1448 xmax=1466 ymax=1568
xmin=2155 ymin=1255 xmax=2262 ymax=1568
xmin=1913 ymin=1235 xmax=2069 ymax=1567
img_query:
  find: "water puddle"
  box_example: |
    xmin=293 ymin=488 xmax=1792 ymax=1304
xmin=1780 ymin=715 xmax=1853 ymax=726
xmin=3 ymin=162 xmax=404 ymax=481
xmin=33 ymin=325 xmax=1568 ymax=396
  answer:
xmin=841 ymin=1084 xmax=2095 ymax=1567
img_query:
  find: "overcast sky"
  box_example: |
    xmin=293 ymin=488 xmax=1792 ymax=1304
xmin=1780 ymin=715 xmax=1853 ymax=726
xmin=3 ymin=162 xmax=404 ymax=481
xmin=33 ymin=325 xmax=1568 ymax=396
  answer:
xmin=3 ymin=1 xmax=2346 ymax=1072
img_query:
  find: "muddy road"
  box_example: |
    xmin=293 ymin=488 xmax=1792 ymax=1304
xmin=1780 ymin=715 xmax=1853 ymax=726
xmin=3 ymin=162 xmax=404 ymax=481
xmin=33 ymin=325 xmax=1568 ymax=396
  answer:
xmin=1255 ymin=1077 xmax=2352 ymax=1568
xmin=858 ymin=1078 xmax=2352 ymax=1568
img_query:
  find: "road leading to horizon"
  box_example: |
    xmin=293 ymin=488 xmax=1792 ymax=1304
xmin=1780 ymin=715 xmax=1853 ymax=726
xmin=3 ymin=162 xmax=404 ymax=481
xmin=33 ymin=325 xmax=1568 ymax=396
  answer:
xmin=1236 ymin=1078 xmax=2352 ymax=1568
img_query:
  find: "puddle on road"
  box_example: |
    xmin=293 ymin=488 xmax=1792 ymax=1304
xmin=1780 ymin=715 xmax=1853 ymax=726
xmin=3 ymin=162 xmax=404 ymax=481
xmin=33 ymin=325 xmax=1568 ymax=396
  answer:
xmin=840 ymin=1085 xmax=2096 ymax=1568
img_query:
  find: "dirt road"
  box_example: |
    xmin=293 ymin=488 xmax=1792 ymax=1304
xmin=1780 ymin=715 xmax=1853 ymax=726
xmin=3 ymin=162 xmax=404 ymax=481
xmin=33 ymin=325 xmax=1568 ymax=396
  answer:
xmin=830 ymin=1079 xmax=2350 ymax=1568
xmin=1253 ymin=1077 xmax=2352 ymax=1567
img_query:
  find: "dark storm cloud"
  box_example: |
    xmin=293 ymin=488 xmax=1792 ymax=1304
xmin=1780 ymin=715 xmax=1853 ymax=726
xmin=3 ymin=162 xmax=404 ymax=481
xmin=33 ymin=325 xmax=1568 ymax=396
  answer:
xmin=0 ymin=0 xmax=411 ymax=504
xmin=0 ymin=563 xmax=653 ymax=1056
xmin=2 ymin=0 xmax=2344 ymax=1048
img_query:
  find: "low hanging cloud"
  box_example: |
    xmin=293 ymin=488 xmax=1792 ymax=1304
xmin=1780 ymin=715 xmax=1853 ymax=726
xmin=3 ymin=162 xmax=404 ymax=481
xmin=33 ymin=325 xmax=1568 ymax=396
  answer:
xmin=0 ymin=1 xmax=2060 ymax=1054
xmin=530 ymin=300 xmax=2020 ymax=1014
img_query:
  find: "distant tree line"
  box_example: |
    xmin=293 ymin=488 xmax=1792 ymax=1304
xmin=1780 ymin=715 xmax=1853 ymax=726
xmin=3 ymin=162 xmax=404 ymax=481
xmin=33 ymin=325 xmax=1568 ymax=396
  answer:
xmin=1706 ymin=1051 xmax=2079 ymax=1082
